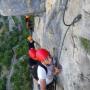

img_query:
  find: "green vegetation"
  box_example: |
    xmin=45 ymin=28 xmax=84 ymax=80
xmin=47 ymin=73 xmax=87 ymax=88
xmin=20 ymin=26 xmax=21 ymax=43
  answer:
xmin=80 ymin=37 xmax=90 ymax=53
xmin=0 ymin=77 xmax=6 ymax=90
xmin=3 ymin=16 xmax=9 ymax=31
xmin=0 ymin=30 xmax=21 ymax=69
xmin=21 ymin=16 xmax=29 ymax=38
xmin=10 ymin=16 xmax=33 ymax=90
xmin=12 ymin=16 xmax=29 ymax=58
xmin=15 ymin=41 xmax=28 ymax=58
xmin=0 ymin=22 xmax=3 ymax=29
xmin=11 ymin=61 xmax=32 ymax=90
xmin=29 ymin=15 xmax=34 ymax=28
xmin=0 ymin=16 xmax=10 ymax=89
xmin=0 ymin=65 xmax=2 ymax=77
xmin=12 ymin=16 xmax=20 ymax=25
xmin=0 ymin=16 xmax=31 ymax=68
xmin=0 ymin=17 xmax=13 ymax=69
xmin=0 ymin=15 xmax=34 ymax=90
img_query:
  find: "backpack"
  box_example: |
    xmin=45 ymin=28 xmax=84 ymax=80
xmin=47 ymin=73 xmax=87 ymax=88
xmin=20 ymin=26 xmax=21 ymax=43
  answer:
xmin=31 ymin=58 xmax=56 ymax=81
xmin=31 ymin=62 xmax=47 ymax=80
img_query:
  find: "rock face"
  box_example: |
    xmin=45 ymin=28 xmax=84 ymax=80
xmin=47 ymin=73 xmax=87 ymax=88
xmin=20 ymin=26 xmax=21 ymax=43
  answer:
xmin=34 ymin=0 xmax=90 ymax=90
xmin=1 ymin=0 xmax=90 ymax=90
xmin=0 ymin=0 xmax=45 ymax=16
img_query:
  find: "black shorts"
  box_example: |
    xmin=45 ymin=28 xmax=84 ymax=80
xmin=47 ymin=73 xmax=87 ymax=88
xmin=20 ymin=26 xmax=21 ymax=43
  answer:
xmin=46 ymin=81 xmax=55 ymax=90
xmin=38 ymin=80 xmax=55 ymax=90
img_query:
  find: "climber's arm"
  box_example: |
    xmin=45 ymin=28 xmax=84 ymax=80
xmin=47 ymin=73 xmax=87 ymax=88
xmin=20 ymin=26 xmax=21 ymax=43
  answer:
xmin=40 ymin=79 xmax=46 ymax=90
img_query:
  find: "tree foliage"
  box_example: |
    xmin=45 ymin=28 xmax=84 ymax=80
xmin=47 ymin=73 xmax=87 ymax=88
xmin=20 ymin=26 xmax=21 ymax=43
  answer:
xmin=11 ymin=61 xmax=32 ymax=90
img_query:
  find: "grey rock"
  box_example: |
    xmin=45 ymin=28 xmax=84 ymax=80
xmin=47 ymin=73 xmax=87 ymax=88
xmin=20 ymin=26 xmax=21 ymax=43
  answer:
xmin=1 ymin=0 xmax=90 ymax=90
xmin=0 ymin=0 xmax=45 ymax=16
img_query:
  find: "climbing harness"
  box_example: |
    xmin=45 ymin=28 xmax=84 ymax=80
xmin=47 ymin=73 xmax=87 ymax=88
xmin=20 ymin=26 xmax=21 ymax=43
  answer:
xmin=38 ymin=79 xmax=56 ymax=90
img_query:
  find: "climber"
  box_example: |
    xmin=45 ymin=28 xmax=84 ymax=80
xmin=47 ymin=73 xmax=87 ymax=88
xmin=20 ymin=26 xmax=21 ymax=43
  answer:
xmin=27 ymin=35 xmax=35 ymax=49
xmin=27 ymin=35 xmax=41 ymax=49
xmin=25 ymin=15 xmax=30 ymax=29
xmin=27 ymin=35 xmax=40 ymax=80
xmin=25 ymin=16 xmax=34 ymax=35
xmin=28 ymin=48 xmax=39 ymax=79
xmin=36 ymin=48 xmax=61 ymax=90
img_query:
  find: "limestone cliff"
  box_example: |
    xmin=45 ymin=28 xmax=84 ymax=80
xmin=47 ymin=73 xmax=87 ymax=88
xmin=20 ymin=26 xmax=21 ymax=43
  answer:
xmin=34 ymin=0 xmax=90 ymax=90
xmin=0 ymin=0 xmax=45 ymax=16
xmin=0 ymin=0 xmax=90 ymax=90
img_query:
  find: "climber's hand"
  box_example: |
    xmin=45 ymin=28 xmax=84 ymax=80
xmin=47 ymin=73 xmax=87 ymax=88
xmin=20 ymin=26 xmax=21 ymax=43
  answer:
xmin=53 ymin=67 xmax=61 ymax=75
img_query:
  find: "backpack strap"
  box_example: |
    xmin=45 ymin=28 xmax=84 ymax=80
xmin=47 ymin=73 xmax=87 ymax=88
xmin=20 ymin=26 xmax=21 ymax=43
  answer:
xmin=31 ymin=62 xmax=48 ymax=81
xmin=38 ymin=62 xmax=47 ymax=74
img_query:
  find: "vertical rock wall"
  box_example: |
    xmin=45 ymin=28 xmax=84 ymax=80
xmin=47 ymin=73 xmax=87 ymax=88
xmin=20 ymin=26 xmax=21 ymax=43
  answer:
xmin=0 ymin=0 xmax=90 ymax=90
xmin=0 ymin=0 xmax=45 ymax=16
xmin=34 ymin=0 xmax=90 ymax=90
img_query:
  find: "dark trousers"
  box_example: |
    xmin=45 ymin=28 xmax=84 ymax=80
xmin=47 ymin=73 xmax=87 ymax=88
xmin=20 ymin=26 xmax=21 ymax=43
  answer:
xmin=38 ymin=80 xmax=55 ymax=90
